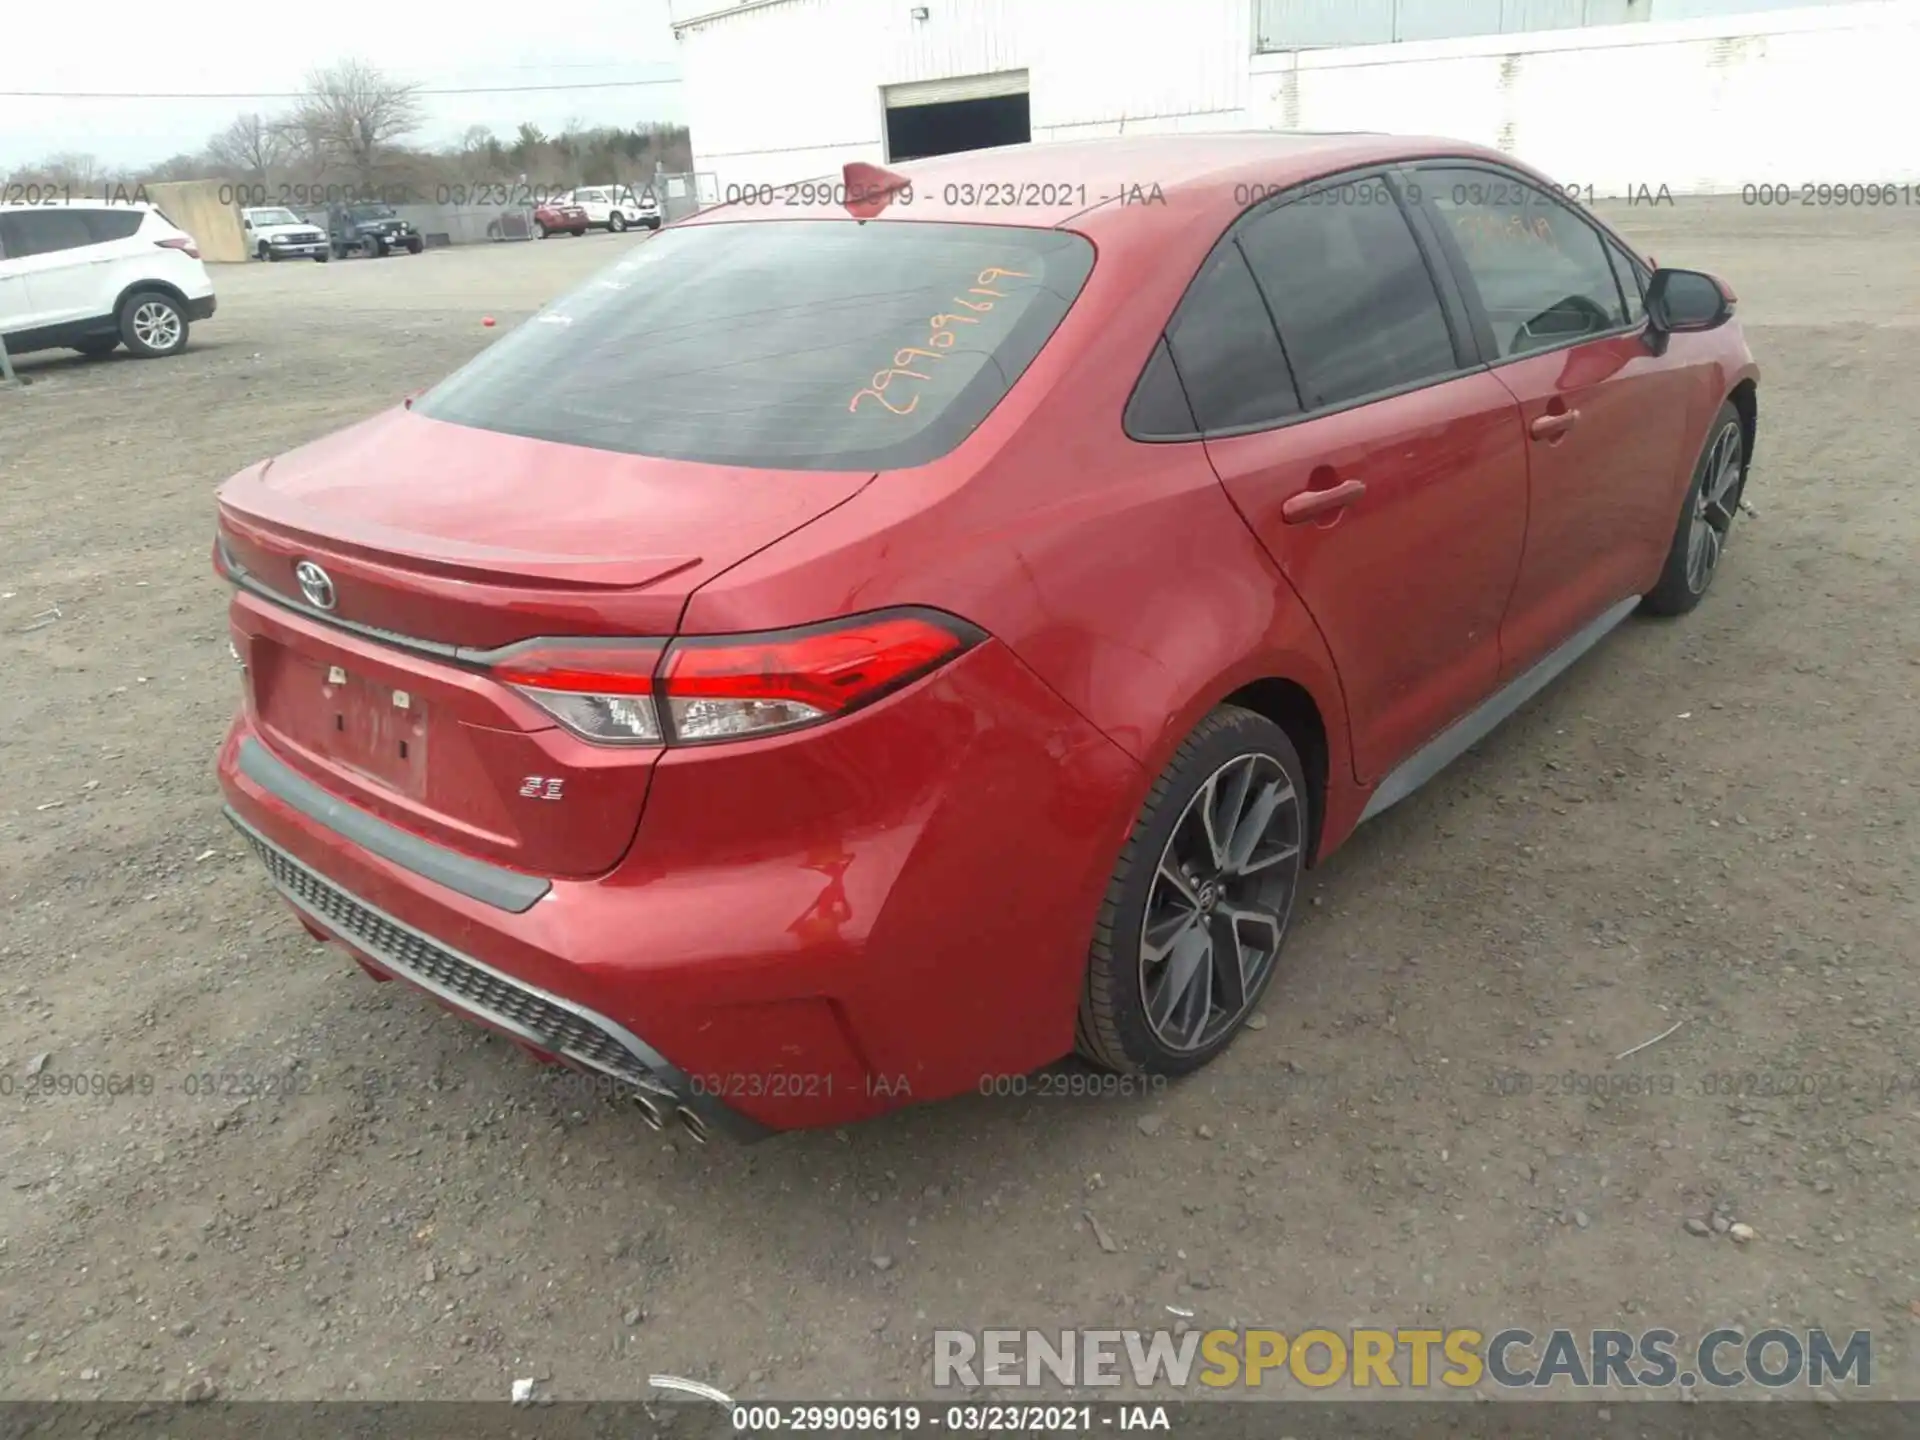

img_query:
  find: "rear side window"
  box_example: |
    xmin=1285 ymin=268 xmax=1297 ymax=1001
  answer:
xmin=1163 ymin=244 xmax=1299 ymax=431
xmin=82 ymin=208 xmax=142 ymax=243
xmin=1125 ymin=337 xmax=1198 ymax=438
xmin=0 ymin=208 xmax=97 ymax=258
xmin=416 ymin=220 xmax=1095 ymax=471
xmin=1236 ymin=178 xmax=1459 ymax=411
xmin=1421 ymin=167 xmax=1628 ymax=357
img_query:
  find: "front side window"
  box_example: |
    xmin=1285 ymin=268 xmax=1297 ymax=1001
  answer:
xmin=1235 ymin=176 xmax=1459 ymax=412
xmin=415 ymin=219 xmax=1095 ymax=471
xmin=0 ymin=208 xmax=97 ymax=258
xmin=1606 ymin=240 xmax=1647 ymax=325
xmin=1421 ymin=167 xmax=1628 ymax=358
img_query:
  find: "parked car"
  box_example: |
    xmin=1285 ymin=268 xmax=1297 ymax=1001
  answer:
xmin=241 ymin=206 xmax=329 ymax=262
xmin=532 ymin=199 xmax=591 ymax=238
xmin=0 ymin=200 xmax=215 ymax=360
xmin=211 ymin=134 xmax=1757 ymax=1142
xmin=327 ymin=203 xmax=424 ymax=259
xmin=558 ymin=185 xmax=662 ymax=233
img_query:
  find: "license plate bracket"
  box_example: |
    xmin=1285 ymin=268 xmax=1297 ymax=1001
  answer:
xmin=308 ymin=662 xmax=430 ymax=795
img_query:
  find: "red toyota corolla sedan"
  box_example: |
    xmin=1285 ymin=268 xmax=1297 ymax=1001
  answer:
xmin=213 ymin=133 xmax=1758 ymax=1142
xmin=533 ymin=199 xmax=590 ymax=238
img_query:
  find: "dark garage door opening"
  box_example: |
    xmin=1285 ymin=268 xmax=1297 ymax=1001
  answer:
xmin=885 ymin=93 xmax=1031 ymax=162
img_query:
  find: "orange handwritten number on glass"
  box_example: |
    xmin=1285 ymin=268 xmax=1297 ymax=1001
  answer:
xmin=850 ymin=388 xmax=919 ymax=415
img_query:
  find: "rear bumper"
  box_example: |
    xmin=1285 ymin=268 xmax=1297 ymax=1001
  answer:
xmin=216 ymin=638 xmax=1144 ymax=1135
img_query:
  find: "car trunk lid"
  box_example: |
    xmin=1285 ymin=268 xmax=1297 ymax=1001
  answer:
xmin=218 ymin=406 xmax=873 ymax=877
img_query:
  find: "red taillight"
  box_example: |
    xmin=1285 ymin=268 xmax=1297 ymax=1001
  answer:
xmin=492 ymin=639 xmax=667 ymax=745
xmin=662 ymin=613 xmax=973 ymax=743
xmin=484 ymin=610 xmax=980 ymax=747
xmin=157 ymin=236 xmax=201 ymax=259
xmin=493 ymin=641 xmax=663 ymax=696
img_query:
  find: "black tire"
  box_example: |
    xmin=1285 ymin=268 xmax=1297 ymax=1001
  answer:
xmin=117 ymin=290 xmax=189 ymax=358
xmin=406 ymin=237 xmax=423 ymax=255
xmin=535 ymin=221 xmax=550 ymax=239
xmin=257 ymin=242 xmax=273 ymax=262
xmin=1076 ymin=706 xmax=1308 ymax=1076
xmin=1641 ymin=400 xmax=1746 ymax=617
xmin=72 ymin=337 xmax=119 ymax=359
xmin=608 ymin=212 xmax=628 ymax=233
xmin=315 ymin=252 xmax=329 ymax=263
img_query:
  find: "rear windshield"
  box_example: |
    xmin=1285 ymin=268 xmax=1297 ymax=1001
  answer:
xmin=413 ymin=219 xmax=1096 ymax=471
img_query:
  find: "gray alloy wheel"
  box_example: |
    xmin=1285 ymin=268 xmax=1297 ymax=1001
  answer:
xmin=1078 ymin=706 xmax=1307 ymax=1074
xmin=1641 ymin=400 xmax=1746 ymax=618
xmin=1138 ymin=753 xmax=1302 ymax=1051
xmin=118 ymin=292 xmax=187 ymax=358
xmin=1686 ymin=420 xmax=1744 ymax=596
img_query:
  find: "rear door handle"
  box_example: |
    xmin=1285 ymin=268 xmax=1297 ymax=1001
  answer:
xmin=1281 ymin=478 xmax=1367 ymax=524
xmin=1530 ymin=409 xmax=1581 ymax=440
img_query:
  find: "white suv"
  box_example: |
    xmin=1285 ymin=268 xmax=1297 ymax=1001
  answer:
xmin=558 ymin=185 xmax=662 ymax=233
xmin=0 ymin=201 xmax=217 ymax=361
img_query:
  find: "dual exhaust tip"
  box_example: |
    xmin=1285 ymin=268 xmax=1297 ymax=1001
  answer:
xmin=632 ymin=1090 xmax=709 ymax=1145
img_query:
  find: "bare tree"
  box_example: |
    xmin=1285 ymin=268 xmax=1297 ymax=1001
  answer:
xmin=291 ymin=59 xmax=424 ymax=183
xmin=206 ymin=113 xmax=286 ymax=181
xmin=36 ymin=152 xmax=107 ymax=192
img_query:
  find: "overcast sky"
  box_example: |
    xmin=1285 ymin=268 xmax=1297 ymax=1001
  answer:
xmin=0 ymin=0 xmax=686 ymax=175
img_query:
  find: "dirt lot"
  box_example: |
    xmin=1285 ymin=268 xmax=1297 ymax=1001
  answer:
xmin=0 ymin=203 xmax=1915 ymax=1406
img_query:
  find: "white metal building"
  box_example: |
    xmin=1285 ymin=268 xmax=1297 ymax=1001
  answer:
xmin=668 ymin=0 xmax=1917 ymax=197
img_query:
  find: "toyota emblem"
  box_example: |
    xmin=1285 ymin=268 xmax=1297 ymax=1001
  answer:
xmin=293 ymin=560 xmax=337 ymax=611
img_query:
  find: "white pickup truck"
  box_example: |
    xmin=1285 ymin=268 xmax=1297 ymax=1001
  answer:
xmin=241 ymin=206 xmax=329 ymax=262
xmin=555 ymin=186 xmax=662 ymax=233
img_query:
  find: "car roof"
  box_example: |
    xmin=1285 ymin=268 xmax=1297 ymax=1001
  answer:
xmin=679 ymin=131 xmax=1523 ymax=233
xmin=0 ymin=198 xmax=155 ymax=214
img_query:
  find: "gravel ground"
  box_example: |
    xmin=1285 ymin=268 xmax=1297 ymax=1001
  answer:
xmin=0 ymin=201 xmax=1914 ymax=1405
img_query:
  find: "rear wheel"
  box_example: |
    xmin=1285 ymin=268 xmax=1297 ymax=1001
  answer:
xmin=118 ymin=291 xmax=189 ymax=358
xmin=1077 ymin=706 xmax=1307 ymax=1076
xmin=1641 ymin=400 xmax=1746 ymax=617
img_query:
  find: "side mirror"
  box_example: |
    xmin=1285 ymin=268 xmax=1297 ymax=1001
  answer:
xmin=1646 ymin=268 xmax=1735 ymax=334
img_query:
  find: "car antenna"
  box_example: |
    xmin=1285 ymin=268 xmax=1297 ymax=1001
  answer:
xmin=842 ymin=161 xmax=911 ymax=221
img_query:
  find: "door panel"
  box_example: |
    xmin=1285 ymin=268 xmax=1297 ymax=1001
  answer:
xmin=1181 ymin=174 xmax=1526 ymax=785
xmin=1410 ymin=163 xmax=1693 ymax=678
xmin=1485 ymin=336 xmax=1691 ymax=676
xmin=1205 ymin=374 xmax=1529 ymax=784
xmin=0 ymin=259 xmax=31 ymax=336
xmin=0 ymin=210 xmax=107 ymax=327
